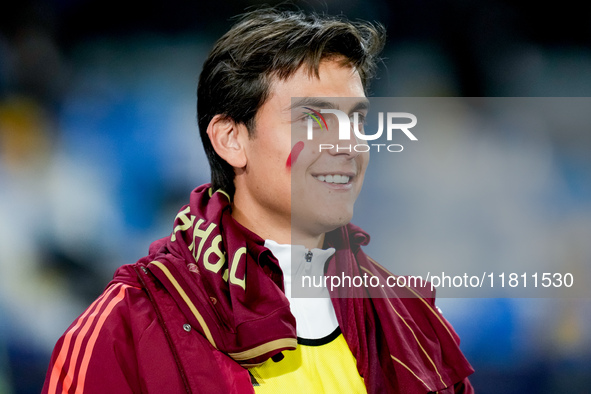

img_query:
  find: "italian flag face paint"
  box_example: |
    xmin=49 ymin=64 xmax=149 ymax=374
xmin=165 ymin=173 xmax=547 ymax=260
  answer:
xmin=286 ymin=141 xmax=305 ymax=169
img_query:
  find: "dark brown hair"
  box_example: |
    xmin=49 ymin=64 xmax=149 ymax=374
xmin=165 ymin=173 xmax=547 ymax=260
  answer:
xmin=197 ymin=8 xmax=385 ymax=197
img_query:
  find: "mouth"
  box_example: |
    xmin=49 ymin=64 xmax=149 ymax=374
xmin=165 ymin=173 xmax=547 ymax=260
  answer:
xmin=312 ymin=172 xmax=355 ymax=185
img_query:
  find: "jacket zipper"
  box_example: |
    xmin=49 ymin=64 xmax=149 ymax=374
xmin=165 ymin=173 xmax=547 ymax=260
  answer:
xmin=134 ymin=265 xmax=192 ymax=394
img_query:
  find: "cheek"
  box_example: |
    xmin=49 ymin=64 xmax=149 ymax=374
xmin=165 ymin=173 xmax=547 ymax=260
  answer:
xmin=285 ymin=141 xmax=305 ymax=169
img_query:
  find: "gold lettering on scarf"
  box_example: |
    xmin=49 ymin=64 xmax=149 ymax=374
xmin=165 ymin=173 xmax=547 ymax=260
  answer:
xmin=188 ymin=219 xmax=217 ymax=263
xmin=229 ymin=247 xmax=247 ymax=290
xmin=203 ymin=234 xmax=226 ymax=273
xmin=169 ymin=206 xmax=246 ymax=290
xmin=171 ymin=206 xmax=194 ymax=242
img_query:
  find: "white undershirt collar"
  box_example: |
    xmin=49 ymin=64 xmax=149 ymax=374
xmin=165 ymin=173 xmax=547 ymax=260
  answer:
xmin=264 ymin=240 xmax=339 ymax=340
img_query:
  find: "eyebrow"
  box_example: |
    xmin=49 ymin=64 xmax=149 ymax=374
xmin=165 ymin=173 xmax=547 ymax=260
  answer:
xmin=350 ymin=100 xmax=370 ymax=113
xmin=289 ymin=97 xmax=370 ymax=113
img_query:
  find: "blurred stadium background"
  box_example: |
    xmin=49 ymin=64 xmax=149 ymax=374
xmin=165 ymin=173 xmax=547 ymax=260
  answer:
xmin=1 ymin=0 xmax=590 ymax=393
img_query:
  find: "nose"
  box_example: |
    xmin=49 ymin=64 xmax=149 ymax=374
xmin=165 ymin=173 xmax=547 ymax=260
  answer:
xmin=321 ymin=116 xmax=366 ymax=158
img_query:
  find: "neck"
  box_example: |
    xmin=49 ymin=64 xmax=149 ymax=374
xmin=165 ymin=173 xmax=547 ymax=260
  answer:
xmin=231 ymin=204 xmax=325 ymax=249
xmin=292 ymin=232 xmax=325 ymax=249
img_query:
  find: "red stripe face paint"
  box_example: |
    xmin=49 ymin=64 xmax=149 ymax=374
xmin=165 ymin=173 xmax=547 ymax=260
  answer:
xmin=286 ymin=141 xmax=305 ymax=169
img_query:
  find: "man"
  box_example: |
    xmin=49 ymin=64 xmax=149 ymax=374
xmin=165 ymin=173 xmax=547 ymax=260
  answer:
xmin=43 ymin=8 xmax=474 ymax=393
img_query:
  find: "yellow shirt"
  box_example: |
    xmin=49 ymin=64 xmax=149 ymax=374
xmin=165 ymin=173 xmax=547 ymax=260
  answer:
xmin=249 ymin=328 xmax=367 ymax=393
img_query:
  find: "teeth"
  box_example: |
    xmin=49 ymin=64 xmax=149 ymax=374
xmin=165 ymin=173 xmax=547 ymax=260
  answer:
xmin=316 ymin=175 xmax=350 ymax=184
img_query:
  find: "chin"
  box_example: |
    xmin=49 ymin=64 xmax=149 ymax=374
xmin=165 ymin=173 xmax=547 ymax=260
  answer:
xmin=318 ymin=211 xmax=354 ymax=233
xmin=292 ymin=211 xmax=352 ymax=238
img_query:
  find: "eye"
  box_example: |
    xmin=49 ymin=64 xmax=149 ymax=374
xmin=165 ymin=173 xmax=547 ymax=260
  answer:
xmin=300 ymin=113 xmax=311 ymax=122
xmin=351 ymin=112 xmax=367 ymax=126
xmin=302 ymin=112 xmax=325 ymax=130
xmin=291 ymin=109 xmax=312 ymax=122
xmin=350 ymin=112 xmax=367 ymax=136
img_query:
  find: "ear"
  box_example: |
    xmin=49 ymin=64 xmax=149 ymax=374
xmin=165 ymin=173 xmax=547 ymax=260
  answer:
xmin=206 ymin=114 xmax=248 ymax=168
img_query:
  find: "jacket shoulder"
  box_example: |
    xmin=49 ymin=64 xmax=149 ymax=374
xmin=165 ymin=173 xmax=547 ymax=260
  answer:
xmin=42 ymin=279 xmax=168 ymax=393
xmin=365 ymin=255 xmax=437 ymax=302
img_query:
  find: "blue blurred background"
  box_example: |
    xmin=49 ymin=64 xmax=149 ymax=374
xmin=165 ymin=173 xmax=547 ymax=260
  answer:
xmin=0 ymin=0 xmax=590 ymax=393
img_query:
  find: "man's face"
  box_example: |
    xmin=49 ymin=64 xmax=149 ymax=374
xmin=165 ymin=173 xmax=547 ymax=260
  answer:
xmin=236 ymin=59 xmax=369 ymax=244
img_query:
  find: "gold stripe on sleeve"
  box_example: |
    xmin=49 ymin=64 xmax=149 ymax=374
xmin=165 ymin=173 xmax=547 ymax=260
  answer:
xmin=360 ymin=264 xmax=447 ymax=387
xmin=390 ymin=355 xmax=433 ymax=392
xmin=229 ymin=338 xmax=298 ymax=361
xmin=149 ymin=260 xmax=217 ymax=349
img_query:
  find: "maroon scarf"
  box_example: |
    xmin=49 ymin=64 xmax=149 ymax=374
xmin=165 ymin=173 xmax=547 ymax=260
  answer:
xmin=325 ymin=227 xmax=474 ymax=392
xmin=142 ymin=184 xmax=473 ymax=392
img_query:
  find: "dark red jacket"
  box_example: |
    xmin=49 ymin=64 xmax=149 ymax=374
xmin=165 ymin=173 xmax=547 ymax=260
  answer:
xmin=42 ymin=253 xmax=473 ymax=393
xmin=42 ymin=262 xmax=255 ymax=394
xmin=42 ymin=185 xmax=473 ymax=393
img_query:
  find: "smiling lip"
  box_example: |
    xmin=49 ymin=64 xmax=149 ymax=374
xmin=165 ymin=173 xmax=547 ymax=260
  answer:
xmin=312 ymin=172 xmax=356 ymax=188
